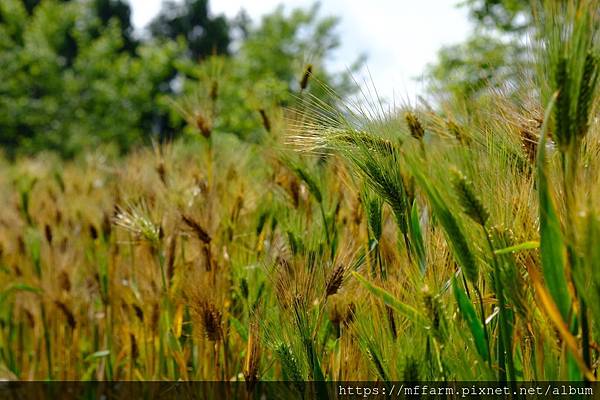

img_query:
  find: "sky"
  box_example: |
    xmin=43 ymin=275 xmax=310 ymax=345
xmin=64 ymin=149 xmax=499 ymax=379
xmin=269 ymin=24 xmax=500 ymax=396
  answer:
xmin=129 ymin=0 xmax=473 ymax=101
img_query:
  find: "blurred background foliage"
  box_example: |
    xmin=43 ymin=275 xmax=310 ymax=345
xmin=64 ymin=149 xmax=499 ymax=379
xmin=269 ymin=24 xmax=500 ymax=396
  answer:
xmin=0 ymin=0 xmax=362 ymax=158
xmin=0 ymin=0 xmax=532 ymax=157
xmin=425 ymin=0 xmax=531 ymax=103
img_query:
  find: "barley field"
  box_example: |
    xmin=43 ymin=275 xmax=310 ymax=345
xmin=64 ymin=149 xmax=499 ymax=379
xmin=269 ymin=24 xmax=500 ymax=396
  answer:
xmin=0 ymin=0 xmax=599 ymax=389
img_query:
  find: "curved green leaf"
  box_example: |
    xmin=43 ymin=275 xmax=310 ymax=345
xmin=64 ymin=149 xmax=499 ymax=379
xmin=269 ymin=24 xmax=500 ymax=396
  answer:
xmin=353 ymin=272 xmax=428 ymax=327
xmin=537 ymin=93 xmax=571 ymax=321
xmin=452 ymin=278 xmax=490 ymax=363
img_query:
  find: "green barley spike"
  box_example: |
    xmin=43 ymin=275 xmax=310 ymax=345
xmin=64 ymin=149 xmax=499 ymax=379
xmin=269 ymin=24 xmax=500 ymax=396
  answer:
xmin=576 ymin=52 xmax=599 ymax=138
xmin=554 ymin=57 xmax=571 ymax=149
xmin=405 ymin=112 xmax=425 ymax=141
xmin=276 ymin=343 xmax=304 ymax=382
xmin=452 ymin=170 xmax=489 ymax=227
xmin=403 ymin=355 xmax=420 ymax=382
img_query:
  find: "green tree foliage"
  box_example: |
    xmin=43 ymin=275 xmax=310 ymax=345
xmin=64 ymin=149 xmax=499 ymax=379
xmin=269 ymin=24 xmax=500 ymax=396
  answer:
xmin=0 ymin=0 xmax=181 ymax=157
xmin=21 ymin=0 xmax=68 ymax=14
xmin=16 ymin=0 xmax=137 ymax=52
xmin=0 ymin=0 xmax=359 ymax=156
xmin=172 ymin=4 xmax=363 ymax=141
xmin=426 ymin=35 xmax=523 ymax=102
xmin=426 ymin=0 xmax=530 ymax=101
xmin=92 ymin=0 xmax=138 ymax=52
xmin=149 ymin=0 xmax=230 ymax=59
xmin=464 ymin=0 xmax=530 ymax=33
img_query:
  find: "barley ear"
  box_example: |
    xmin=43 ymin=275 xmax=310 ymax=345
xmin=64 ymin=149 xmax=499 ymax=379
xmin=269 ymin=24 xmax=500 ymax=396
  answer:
xmin=405 ymin=111 xmax=425 ymax=141
xmin=452 ymin=169 xmax=489 ymax=227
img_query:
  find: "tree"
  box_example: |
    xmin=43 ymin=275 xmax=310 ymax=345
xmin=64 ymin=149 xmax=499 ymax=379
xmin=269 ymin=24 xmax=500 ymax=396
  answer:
xmin=0 ymin=0 xmax=362 ymax=156
xmin=92 ymin=0 xmax=138 ymax=53
xmin=0 ymin=0 xmax=181 ymax=157
xmin=425 ymin=0 xmax=531 ymax=101
xmin=172 ymin=3 xmax=364 ymax=142
xmin=21 ymin=0 xmax=69 ymax=14
xmin=15 ymin=0 xmax=137 ymax=52
xmin=425 ymin=34 xmax=526 ymax=102
xmin=149 ymin=0 xmax=230 ymax=60
xmin=463 ymin=0 xmax=531 ymax=33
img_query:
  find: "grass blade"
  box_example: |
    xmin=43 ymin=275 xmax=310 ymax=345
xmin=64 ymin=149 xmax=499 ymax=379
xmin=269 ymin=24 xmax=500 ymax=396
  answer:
xmin=452 ymin=278 xmax=490 ymax=363
xmin=409 ymin=200 xmax=427 ymax=275
xmin=493 ymin=241 xmax=539 ymax=255
xmin=407 ymin=163 xmax=479 ymax=284
xmin=536 ymin=93 xmax=571 ymax=321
